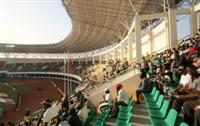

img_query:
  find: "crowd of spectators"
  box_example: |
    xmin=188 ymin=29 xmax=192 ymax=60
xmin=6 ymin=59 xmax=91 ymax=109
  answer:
xmin=135 ymin=32 xmax=200 ymax=126
xmin=76 ymin=59 xmax=130 ymax=92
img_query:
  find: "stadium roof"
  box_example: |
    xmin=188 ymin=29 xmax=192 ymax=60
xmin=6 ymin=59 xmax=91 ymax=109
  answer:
xmin=1 ymin=0 xmax=179 ymax=53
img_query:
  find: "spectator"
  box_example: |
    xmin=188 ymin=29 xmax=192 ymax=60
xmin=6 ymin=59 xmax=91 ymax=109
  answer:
xmin=78 ymin=101 xmax=91 ymax=124
xmin=110 ymin=83 xmax=130 ymax=118
xmin=98 ymin=88 xmax=113 ymax=112
xmin=135 ymin=72 xmax=153 ymax=104
xmin=68 ymin=108 xmax=82 ymax=126
xmin=24 ymin=109 xmax=32 ymax=125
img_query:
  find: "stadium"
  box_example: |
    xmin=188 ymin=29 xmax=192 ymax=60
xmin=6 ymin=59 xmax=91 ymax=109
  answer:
xmin=0 ymin=0 xmax=200 ymax=126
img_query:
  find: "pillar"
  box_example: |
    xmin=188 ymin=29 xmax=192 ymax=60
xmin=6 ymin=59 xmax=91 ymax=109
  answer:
xmin=128 ymin=33 xmax=134 ymax=62
xmin=134 ymin=14 xmax=142 ymax=62
xmin=92 ymin=56 xmax=95 ymax=64
xmin=113 ymin=49 xmax=117 ymax=61
xmin=149 ymin=30 xmax=153 ymax=54
xmin=120 ymin=44 xmax=124 ymax=60
xmin=168 ymin=9 xmax=177 ymax=48
xmin=99 ymin=55 xmax=102 ymax=64
xmin=190 ymin=6 xmax=198 ymax=37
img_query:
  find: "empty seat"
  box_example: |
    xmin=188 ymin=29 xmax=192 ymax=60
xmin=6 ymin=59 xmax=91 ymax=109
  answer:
xmin=149 ymin=100 xmax=170 ymax=119
xmin=151 ymin=109 xmax=178 ymax=126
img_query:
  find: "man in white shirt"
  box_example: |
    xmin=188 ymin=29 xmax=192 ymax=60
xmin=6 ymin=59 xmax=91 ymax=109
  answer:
xmin=110 ymin=83 xmax=130 ymax=118
xmin=179 ymin=69 xmax=192 ymax=86
xmin=78 ymin=103 xmax=91 ymax=124
xmin=99 ymin=88 xmax=113 ymax=112
xmin=43 ymin=101 xmax=61 ymax=126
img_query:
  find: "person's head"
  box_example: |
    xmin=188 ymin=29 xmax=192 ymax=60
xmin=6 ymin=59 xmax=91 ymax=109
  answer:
xmin=187 ymin=65 xmax=198 ymax=78
xmin=116 ymin=83 xmax=123 ymax=92
xmin=104 ymin=88 xmax=110 ymax=94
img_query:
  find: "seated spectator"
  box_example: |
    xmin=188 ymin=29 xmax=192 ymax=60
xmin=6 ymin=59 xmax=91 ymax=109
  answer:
xmin=183 ymin=100 xmax=200 ymax=126
xmin=110 ymin=83 xmax=130 ymax=118
xmin=24 ymin=109 xmax=32 ymax=125
xmin=78 ymin=101 xmax=91 ymax=124
xmin=135 ymin=72 xmax=153 ymax=104
xmin=172 ymin=66 xmax=191 ymax=94
xmin=43 ymin=100 xmax=61 ymax=126
xmin=172 ymin=66 xmax=200 ymax=113
xmin=98 ymin=88 xmax=113 ymax=112
xmin=68 ymin=108 xmax=82 ymax=126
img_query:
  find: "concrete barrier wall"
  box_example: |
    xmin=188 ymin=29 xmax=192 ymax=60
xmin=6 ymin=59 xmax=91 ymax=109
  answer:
xmin=87 ymin=72 xmax=141 ymax=107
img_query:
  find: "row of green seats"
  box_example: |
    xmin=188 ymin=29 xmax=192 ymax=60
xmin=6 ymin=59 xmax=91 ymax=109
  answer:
xmin=93 ymin=108 xmax=110 ymax=126
xmin=144 ymin=87 xmax=178 ymax=126
xmin=83 ymin=108 xmax=96 ymax=126
xmin=115 ymin=98 xmax=133 ymax=126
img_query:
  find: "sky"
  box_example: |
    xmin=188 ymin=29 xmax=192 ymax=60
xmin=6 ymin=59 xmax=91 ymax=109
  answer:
xmin=0 ymin=0 xmax=72 ymax=45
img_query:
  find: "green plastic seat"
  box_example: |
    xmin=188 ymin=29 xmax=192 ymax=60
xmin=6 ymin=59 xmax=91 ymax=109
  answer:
xmin=144 ymin=87 xmax=156 ymax=98
xmin=115 ymin=121 xmax=132 ymax=126
xmin=120 ymin=105 xmax=132 ymax=113
xmin=147 ymin=95 xmax=164 ymax=109
xmin=116 ymin=118 xmax=129 ymax=124
xmin=151 ymin=109 xmax=178 ymax=126
xmin=117 ymin=112 xmax=132 ymax=122
xmin=179 ymin=122 xmax=189 ymax=126
xmin=93 ymin=119 xmax=104 ymax=126
xmin=149 ymin=100 xmax=170 ymax=119
xmin=145 ymin=90 xmax=160 ymax=103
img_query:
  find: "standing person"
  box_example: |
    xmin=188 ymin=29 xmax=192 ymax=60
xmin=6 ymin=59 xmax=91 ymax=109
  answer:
xmin=135 ymin=72 xmax=153 ymax=104
xmin=140 ymin=56 xmax=149 ymax=73
xmin=110 ymin=83 xmax=130 ymax=118
xmin=78 ymin=102 xmax=91 ymax=124
xmin=98 ymin=88 xmax=113 ymax=112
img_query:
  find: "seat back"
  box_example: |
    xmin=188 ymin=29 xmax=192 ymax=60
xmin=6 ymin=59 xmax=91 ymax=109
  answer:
xmin=160 ymin=100 xmax=170 ymax=118
xmin=165 ymin=109 xmax=178 ymax=126
xmin=153 ymin=90 xmax=160 ymax=101
xmin=179 ymin=122 xmax=189 ymax=126
xmin=156 ymin=95 xmax=164 ymax=108
xmin=150 ymin=87 xmax=156 ymax=96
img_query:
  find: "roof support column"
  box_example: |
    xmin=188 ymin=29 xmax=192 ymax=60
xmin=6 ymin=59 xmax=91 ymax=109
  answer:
xmin=92 ymin=56 xmax=95 ymax=64
xmin=99 ymin=55 xmax=102 ymax=64
xmin=190 ymin=6 xmax=198 ymax=37
xmin=168 ymin=9 xmax=177 ymax=48
xmin=85 ymin=58 xmax=88 ymax=64
xmin=128 ymin=32 xmax=134 ymax=63
xmin=149 ymin=30 xmax=153 ymax=54
xmin=113 ymin=49 xmax=117 ymax=61
xmin=120 ymin=44 xmax=124 ymax=60
xmin=134 ymin=14 xmax=142 ymax=62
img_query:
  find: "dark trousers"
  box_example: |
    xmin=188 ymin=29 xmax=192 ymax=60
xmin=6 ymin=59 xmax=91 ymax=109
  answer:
xmin=171 ymin=96 xmax=198 ymax=113
xmin=183 ymin=100 xmax=200 ymax=126
xmin=194 ymin=109 xmax=200 ymax=126
xmin=136 ymin=89 xmax=143 ymax=102
xmin=112 ymin=101 xmax=128 ymax=115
